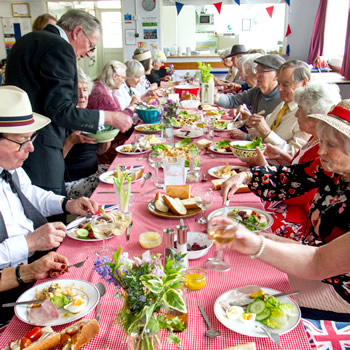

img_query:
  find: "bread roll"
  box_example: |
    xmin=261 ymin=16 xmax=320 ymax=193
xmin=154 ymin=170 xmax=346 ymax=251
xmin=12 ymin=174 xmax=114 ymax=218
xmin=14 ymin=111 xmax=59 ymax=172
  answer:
xmin=224 ymin=342 xmax=256 ymax=350
xmin=163 ymin=195 xmax=187 ymax=215
xmin=181 ymin=198 xmax=198 ymax=209
xmin=155 ymin=193 xmax=169 ymax=213
xmin=197 ymin=139 xmax=212 ymax=150
xmin=212 ymin=179 xmax=250 ymax=193
xmin=165 ymin=185 xmax=191 ymax=199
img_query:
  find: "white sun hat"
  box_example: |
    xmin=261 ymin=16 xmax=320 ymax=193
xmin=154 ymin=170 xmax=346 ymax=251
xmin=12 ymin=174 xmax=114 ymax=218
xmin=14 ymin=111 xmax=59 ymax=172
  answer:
xmin=0 ymin=86 xmax=50 ymax=133
xmin=309 ymin=100 xmax=350 ymax=138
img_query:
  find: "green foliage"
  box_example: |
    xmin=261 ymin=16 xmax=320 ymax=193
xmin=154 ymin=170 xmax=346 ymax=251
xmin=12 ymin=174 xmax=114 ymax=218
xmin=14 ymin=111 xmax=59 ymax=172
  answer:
xmin=198 ymin=62 xmax=214 ymax=83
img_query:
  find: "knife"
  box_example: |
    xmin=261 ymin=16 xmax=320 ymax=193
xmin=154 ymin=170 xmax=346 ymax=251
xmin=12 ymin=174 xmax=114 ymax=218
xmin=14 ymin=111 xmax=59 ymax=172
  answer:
xmin=3 ymin=299 xmax=46 ymax=307
xmin=141 ymin=187 xmax=158 ymax=196
xmin=229 ymin=291 xmax=300 ymax=307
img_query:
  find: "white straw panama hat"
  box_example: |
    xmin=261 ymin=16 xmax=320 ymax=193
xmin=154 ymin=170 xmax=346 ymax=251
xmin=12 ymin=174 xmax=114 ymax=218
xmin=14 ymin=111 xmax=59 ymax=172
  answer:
xmin=0 ymin=86 xmax=50 ymax=133
xmin=309 ymin=100 xmax=350 ymax=138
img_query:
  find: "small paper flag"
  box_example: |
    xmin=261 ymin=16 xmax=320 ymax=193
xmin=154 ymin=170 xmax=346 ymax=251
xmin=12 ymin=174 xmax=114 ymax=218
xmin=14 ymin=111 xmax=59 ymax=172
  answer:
xmin=285 ymin=24 xmax=292 ymax=37
xmin=234 ymin=0 xmax=240 ymax=5
xmin=285 ymin=0 xmax=290 ymax=6
xmin=266 ymin=6 xmax=274 ymax=18
xmin=175 ymin=2 xmax=184 ymax=15
xmin=214 ymin=2 xmax=222 ymax=14
xmin=286 ymin=44 xmax=290 ymax=55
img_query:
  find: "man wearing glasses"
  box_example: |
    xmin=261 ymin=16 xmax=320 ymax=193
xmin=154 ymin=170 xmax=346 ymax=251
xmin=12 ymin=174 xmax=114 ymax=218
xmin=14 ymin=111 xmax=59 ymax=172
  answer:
xmin=215 ymin=54 xmax=285 ymax=118
xmin=5 ymin=10 xmax=133 ymax=196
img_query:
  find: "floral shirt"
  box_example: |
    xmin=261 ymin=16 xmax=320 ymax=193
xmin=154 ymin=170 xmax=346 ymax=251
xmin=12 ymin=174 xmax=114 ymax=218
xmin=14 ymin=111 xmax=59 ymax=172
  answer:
xmin=249 ymin=157 xmax=350 ymax=302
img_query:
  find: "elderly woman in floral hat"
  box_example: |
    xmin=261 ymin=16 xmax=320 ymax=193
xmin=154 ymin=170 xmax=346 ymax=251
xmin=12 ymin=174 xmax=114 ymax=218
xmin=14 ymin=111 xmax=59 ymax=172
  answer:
xmin=220 ymin=99 xmax=350 ymax=319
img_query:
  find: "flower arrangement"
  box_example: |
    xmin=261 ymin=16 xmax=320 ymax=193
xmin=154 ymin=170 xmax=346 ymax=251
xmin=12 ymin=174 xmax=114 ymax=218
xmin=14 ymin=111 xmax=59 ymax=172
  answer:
xmin=165 ymin=64 xmax=175 ymax=76
xmin=94 ymin=248 xmax=187 ymax=350
xmin=197 ymin=62 xmax=213 ymax=83
xmin=161 ymin=99 xmax=179 ymax=121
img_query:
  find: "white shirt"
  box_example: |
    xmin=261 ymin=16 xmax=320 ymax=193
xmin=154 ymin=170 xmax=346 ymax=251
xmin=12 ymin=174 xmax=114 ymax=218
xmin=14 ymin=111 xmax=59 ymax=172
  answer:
xmin=113 ymin=83 xmax=134 ymax=110
xmin=0 ymin=167 xmax=63 ymax=269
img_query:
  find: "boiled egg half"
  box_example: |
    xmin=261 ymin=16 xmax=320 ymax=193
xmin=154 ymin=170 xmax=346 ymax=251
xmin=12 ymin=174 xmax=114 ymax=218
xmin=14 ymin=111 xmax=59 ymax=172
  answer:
xmin=63 ymin=296 xmax=87 ymax=314
xmin=226 ymin=305 xmax=244 ymax=320
xmin=239 ymin=312 xmax=256 ymax=325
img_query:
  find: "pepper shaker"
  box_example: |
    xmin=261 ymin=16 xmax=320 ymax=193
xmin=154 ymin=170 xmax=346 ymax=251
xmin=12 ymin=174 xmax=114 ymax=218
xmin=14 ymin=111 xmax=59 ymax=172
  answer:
xmin=163 ymin=228 xmax=175 ymax=262
xmin=176 ymin=224 xmax=189 ymax=269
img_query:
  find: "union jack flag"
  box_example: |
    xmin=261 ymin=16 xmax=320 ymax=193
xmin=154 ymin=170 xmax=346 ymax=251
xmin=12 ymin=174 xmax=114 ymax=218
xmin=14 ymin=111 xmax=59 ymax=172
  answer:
xmin=303 ymin=318 xmax=350 ymax=350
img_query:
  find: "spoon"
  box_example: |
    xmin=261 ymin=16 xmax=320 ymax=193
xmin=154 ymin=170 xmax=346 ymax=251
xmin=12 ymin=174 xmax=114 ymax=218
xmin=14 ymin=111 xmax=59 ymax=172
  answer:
xmin=198 ymin=305 xmax=221 ymax=338
xmin=141 ymin=172 xmax=152 ymax=188
xmin=95 ymin=282 xmax=106 ymax=322
xmin=201 ymin=172 xmax=208 ymax=182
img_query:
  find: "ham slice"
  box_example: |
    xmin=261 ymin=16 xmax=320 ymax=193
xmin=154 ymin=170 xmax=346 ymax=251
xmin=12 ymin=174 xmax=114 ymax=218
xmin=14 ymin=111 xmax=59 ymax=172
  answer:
xmin=28 ymin=300 xmax=60 ymax=325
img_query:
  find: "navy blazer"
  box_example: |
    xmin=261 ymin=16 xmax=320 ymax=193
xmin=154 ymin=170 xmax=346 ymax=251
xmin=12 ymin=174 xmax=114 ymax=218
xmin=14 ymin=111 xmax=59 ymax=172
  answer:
xmin=6 ymin=25 xmax=100 ymax=194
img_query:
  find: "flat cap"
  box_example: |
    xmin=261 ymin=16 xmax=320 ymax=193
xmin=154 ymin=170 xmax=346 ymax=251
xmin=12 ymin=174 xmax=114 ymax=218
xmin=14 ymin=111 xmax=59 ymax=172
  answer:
xmin=225 ymin=44 xmax=247 ymax=59
xmin=254 ymin=54 xmax=286 ymax=70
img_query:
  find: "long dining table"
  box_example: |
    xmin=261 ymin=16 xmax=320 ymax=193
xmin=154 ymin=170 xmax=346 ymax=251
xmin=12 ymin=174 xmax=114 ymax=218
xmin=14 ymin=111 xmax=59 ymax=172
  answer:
xmin=0 ymin=126 xmax=312 ymax=350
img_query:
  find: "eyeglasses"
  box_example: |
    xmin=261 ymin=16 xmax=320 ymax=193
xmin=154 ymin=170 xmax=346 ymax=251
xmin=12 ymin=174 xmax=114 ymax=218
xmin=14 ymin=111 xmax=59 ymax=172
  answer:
xmin=256 ymin=69 xmax=276 ymax=75
xmin=82 ymin=29 xmax=96 ymax=53
xmin=0 ymin=133 xmax=38 ymax=151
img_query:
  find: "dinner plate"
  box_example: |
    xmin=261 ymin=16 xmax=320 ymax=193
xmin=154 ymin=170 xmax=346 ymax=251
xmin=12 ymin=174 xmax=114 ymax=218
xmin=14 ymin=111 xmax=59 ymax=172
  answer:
xmin=214 ymin=286 xmax=301 ymax=337
xmin=147 ymin=199 xmax=202 ymax=219
xmin=66 ymin=217 xmax=116 ymax=242
xmin=116 ymin=144 xmax=151 ymax=155
xmin=174 ymin=128 xmax=204 ymax=139
xmin=208 ymin=165 xmax=241 ymax=179
xmin=135 ymin=123 xmax=162 ymax=133
xmin=15 ymin=279 xmax=100 ymax=326
xmin=209 ymin=144 xmax=232 ymax=155
xmin=99 ymin=170 xmax=143 ymax=185
xmin=207 ymin=206 xmax=273 ymax=231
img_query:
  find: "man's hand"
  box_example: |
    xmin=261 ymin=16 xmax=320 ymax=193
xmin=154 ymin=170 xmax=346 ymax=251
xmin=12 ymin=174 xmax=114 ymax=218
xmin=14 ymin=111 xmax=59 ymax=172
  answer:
xmin=66 ymin=131 xmax=97 ymax=146
xmin=26 ymin=222 xmax=67 ymax=253
xmin=230 ymin=129 xmax=248 ymax=140
xmin=65 ymin=197 xmax=99 ymax=216
xmin=105 ymin=111 xmax=133 ymax=133
xmin=245 ymin=114 xmax=270 ymax=138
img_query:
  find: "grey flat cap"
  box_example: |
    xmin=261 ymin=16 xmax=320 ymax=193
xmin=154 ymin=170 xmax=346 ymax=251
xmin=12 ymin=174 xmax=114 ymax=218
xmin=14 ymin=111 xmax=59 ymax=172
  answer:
xmin=254 ymin=54 xmax=286 ymax=70
xmin=225 ymin=44 xmax=247 ymax=59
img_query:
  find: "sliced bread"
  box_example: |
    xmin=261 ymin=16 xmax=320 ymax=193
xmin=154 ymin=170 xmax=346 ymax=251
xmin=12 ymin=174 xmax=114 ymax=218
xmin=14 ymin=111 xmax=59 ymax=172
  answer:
xmin=163 ymin=195 xmax=187 ymax=215
xmin=154 ymin=193 xmax=169 ymax=213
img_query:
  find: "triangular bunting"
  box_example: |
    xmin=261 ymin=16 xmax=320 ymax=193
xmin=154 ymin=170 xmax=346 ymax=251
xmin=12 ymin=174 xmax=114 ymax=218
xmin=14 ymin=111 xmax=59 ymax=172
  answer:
xmin=234 ymin=0 xmax=240 ymax=5
xmin=285 ymin=24 xmax=292 ymax=37
xmin=175 ymin=2 xmax=184 ymax=15
xmin=214 ymin=2 xmax=222 ymax=14
xmin=285 ymin=0 xmax=290 ymax=6
xmin=266 ymin=6 xmax=274 ymax=18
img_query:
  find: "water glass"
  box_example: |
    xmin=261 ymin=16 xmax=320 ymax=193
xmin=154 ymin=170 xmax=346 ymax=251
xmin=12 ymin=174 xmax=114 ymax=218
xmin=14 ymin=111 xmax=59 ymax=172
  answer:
xmin=163 ymin=155 xmax=186 ymax=187
xmin=148 ymin=151 xmax=163 ymax=188
xmin=194 ymin=188 xmax=213 ymax=224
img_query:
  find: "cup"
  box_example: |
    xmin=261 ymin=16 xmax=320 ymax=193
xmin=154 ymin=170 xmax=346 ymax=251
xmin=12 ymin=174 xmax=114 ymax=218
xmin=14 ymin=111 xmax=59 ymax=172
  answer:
xmin=163 ymin=155 xmax=186 ymax=187
xmin=186 ymin=47 xmax=191 ymax=56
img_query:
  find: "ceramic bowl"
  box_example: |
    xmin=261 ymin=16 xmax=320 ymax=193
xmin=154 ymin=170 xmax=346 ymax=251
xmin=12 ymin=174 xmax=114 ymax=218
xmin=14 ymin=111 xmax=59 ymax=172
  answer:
xmin=136 ymin=108 xmax=161 ymax=124
xmin=186 ymin=232 xmax=213 ymax=260
xmin=84 ymin=125 xmax=120 ymax=143
xmin=230 ymin=140 xmax=266 ymax=159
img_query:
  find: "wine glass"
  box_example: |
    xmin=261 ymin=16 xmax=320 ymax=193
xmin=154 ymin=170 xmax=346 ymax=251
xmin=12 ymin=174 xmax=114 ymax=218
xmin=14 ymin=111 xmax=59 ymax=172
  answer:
xmin=148 ymin=151 xmax=163 ymax=188
xmin=206 ymin=217 xmax=237 ymax=271
xmin=194 ymin=188 xmax=213 ymax=224
xmin=92 ymin=214 xmax=116 ymax=257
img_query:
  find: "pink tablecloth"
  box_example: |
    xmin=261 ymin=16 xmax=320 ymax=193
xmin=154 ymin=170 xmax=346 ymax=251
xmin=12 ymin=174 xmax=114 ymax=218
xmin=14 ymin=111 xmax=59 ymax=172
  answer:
xmin=0 ymin=131 xmax=311 ymax=350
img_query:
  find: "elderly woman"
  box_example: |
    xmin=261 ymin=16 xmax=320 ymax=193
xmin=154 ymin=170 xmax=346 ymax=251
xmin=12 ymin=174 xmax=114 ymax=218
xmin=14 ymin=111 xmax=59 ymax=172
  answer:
xmin=146 ymin=49 xmax=170 ymax=87
xmin=237 ymin=53 xmax=263 ymax=89
xmin=220 ymin=100 xmax=350 ymax=318
xmin=32 ymin=13 xmax=56 ymax=31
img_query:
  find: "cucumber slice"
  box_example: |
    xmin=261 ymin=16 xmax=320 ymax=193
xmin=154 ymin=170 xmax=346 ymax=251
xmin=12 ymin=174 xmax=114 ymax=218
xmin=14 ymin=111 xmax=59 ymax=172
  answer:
xmin=76 ymin=228 xmax=89 ymax=239
xmin=256 ymin=308 xmax=271 ymax=321
xmin=247 ymin=299 xmax=265 ymax=314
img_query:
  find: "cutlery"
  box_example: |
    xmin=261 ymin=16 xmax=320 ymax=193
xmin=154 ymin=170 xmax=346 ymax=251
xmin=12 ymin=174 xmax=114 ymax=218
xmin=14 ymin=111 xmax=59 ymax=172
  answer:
xmin=180 ymin=219 xmax=185 ymax=227
xmin=201 ymin=172 xmax=208 ymax=182
xmin=126 ymin=221 xmax=133 ymax=241
xmin=141 ymin=187 xmax=158 ymax=196
xmin=2 ymin=299 xmax=46 ymax=307
xmin=198 ymin=305 xmax=221 ymax=338
xmin=141 ymin=172 xmax=152 ymax=188
xmin=67 ymin=256 xmax=89 ymax=269
xmin=95 ymin=282 xmax=106 ymax=322
xmin=214 ymin=133 xmax=221 ymax=137
xmin=229 ymin=291 xmax=300 ymax=307
xmin=258 ymin=323 xmax=284 ymax=350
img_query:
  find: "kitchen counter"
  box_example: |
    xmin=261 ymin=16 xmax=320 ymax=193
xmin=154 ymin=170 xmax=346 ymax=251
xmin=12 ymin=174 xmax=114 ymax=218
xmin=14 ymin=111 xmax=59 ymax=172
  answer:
xmin=165 ymin=55 xmax=225 ymax=71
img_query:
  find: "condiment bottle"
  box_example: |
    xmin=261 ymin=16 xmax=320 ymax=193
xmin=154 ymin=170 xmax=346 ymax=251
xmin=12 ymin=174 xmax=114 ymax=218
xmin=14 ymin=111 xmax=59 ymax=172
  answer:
xmin=163 ymin=228 xmax=175 ymax=262
xmin=176 ymin=224 xmax=189 ymax=270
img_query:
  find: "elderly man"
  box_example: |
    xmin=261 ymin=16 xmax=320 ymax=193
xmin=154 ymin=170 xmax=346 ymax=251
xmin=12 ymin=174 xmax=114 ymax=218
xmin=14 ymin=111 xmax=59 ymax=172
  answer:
xmin=214 ymin=54 xmax=285 ymax=117
xmin=240 ymin=60 xmax=311 ymax=157
xmin=0 ymin=86 xmax=98 ymax=324
xmin=5 ymin=9 xmax=133 ymax=195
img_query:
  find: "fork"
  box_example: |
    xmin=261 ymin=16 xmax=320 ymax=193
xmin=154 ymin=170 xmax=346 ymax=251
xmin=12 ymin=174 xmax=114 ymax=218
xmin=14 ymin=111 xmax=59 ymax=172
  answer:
xmin=68 ymin=256 xmax=89 ymax=269
xmin=258 ymin=324 xmax=283 ymax=350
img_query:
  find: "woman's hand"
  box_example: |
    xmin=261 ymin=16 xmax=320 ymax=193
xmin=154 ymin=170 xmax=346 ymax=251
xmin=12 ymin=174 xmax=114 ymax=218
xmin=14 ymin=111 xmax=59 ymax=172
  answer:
xmin=220 ymin=172 xmax=247 ymax=203
xmin=129 ymin=95 xmax=140 ymax=109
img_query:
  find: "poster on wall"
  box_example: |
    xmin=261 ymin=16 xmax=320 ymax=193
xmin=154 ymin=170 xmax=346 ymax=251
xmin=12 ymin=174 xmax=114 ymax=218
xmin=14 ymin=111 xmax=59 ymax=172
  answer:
xmin=125 ymin=29 xmax=136 ymax=45
xmin=143 ymin=28 xmax=157 ymax=40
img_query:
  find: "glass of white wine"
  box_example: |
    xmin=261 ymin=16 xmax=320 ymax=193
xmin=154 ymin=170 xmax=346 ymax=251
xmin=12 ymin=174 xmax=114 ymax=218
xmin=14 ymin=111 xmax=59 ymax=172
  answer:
xmin=206 ymin=217 xmax=237 ymax=271
xmin=194 ymin=188 xmax=213 ymax=224
xmin=148 ymin=151 xmax=163 ymax=188
xmin=92 ymin=214 xmax=116 ymax=257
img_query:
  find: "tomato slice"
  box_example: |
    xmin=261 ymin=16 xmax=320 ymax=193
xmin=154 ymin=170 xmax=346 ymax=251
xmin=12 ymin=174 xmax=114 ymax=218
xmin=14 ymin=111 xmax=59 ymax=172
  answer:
xmin=25 ymin=327 xmax=42 ymax=341
xmin=20 ymin=337 xmax=32 ymax=348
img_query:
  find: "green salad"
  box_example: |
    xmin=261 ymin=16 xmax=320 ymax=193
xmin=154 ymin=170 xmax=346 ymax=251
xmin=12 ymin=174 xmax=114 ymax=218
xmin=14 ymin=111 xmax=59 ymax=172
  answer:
xmin=138 ymin=123 xmax=162 ymax=131
xmin=213 ymin=140 xmax=231 ymax=152
xmin=212 ymin=120 xmax=228 ymax=130
xmin=235 ymin=137 xmax=264 ymax=150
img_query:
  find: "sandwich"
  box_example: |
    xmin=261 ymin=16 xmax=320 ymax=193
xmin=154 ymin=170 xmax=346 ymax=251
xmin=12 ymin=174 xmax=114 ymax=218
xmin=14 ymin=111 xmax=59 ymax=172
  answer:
xmin=224 ymin=342 xmax=256 ymax=350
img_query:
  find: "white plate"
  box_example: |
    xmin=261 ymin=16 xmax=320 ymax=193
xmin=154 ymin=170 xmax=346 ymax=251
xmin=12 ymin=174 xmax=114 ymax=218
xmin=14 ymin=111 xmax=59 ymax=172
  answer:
xmin=174 ymin=128 xmax=204 ymax=139
xmin=208 ymin=165 xmax=241 ymax=179
xmin=135 ymin=123 xmax=162 ymax=133
xmin=15 ymin=279 xmax=100 ymax=326
xmin=214 ymin=286 xmax=301 ymax=337
xmin=207 ymin=206 xmax=273 ymax=231
xmin=99 ymin=170 xmax=143 ymax=185
xmin=116 ymin=144 xmax=151 ymax=155
xmin=66 ymin=217 xmax=116 ymax=242
xmin=209 ymin=144 xmax=232 ymax=155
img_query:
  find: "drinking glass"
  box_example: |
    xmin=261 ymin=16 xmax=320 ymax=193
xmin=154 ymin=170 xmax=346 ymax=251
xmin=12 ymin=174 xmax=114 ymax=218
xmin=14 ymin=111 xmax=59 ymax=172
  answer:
xmin=206 ymin=217 xmax=237 ymax=271
xmin=148 ymin=151 xmax=163 ymax=188
xmin=194 ymin=188 xmax=213 ymax=224
xmin=92 ymin=214 xmax=117 ymax=257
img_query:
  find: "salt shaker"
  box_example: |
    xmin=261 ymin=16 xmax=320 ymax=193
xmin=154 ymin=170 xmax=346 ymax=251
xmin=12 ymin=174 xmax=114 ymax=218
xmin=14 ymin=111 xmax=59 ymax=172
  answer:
xmin=163 ymin=228 xmax=175 ymax=262
xmin=176 ymin=224 xmax=189 ymax=269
